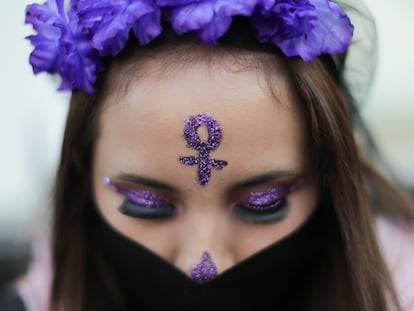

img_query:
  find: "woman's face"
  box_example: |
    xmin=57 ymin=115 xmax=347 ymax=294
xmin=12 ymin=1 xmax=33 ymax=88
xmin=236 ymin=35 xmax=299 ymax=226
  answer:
xmin=93 ymin=58 xmax=319 ymax=276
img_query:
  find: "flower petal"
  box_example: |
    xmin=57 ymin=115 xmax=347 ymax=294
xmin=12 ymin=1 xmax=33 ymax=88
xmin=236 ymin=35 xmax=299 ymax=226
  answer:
xmin=161 ymin=0 xmax=258 ymax=43
xmin=57 ymin=40 xmax=102 ymax=94
xmin=196 ymin=15 xmax=232 ymax=44
xmin=310 ymin=0 xmax=354 ymax=54
xmin=77 ymin=0 xmax=161 ymax=56
xmin=167 ymin=3 xmax=215 ymax=34
xmin=155 ymin=0 xmax=194 ymax=6
xmin=25 ymin=0 xmax=66 ymax=73
xmin=26 ymin=0 xmax=102 ymax=93
xmin=252 ymin=0 xmax=353 ymax=61
xmin=214 ymin=0 xmax=257 ymax=16
xmin=132 ymin=9 xmax=162 ymax=45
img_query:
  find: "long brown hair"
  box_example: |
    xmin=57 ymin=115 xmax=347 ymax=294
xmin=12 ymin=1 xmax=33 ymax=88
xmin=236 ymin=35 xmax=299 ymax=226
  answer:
xmin=286 ymin=57 xmax=414 ymax=310
xmin=51 ymin=22 xmax=414 ymax=311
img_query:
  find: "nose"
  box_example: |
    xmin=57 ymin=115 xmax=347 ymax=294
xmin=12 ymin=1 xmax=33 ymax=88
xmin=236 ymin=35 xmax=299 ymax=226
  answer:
xmin=173 ymin=207 xmax=236 ymax=280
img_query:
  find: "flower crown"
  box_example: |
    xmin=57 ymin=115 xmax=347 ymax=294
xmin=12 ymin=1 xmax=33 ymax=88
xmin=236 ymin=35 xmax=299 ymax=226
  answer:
xmin=25 ymin=0 xmax=354 ymax=94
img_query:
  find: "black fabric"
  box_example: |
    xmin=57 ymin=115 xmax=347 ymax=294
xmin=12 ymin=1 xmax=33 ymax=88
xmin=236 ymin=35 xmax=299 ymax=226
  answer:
xmin=94 ymin=202 xmax=331 ymax=310
xmin=0 ymin=287 xmax=26 ymax=311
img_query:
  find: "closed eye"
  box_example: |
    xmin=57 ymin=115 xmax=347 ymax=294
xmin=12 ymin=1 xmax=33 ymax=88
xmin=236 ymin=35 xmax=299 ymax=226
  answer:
xmin=105 ymin=177 xmax=175 ymax=219
xmin=235 ymin=197 xmax=289 ymax=223
xmin=234 ymin=179 xmax=304 ymax=224
xmin=119 ymin=200 xmax=175 ymax=219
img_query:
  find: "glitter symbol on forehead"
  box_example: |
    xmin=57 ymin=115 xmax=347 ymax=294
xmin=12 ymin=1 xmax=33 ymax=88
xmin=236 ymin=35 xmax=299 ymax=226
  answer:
xmin=178 ymin=113 xmax=228 ymax=186
xmin=190 ymin=251 xmax=218 ymax=283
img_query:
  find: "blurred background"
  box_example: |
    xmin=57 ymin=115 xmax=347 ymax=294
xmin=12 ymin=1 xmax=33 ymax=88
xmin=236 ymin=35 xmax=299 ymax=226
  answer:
xmin=0 ymin=0 xmax=413 ymax=287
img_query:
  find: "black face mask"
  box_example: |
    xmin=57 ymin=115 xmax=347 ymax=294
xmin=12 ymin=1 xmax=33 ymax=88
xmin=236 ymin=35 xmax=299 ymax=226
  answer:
xmin=94 ymin=202 xmax=332 ymax=310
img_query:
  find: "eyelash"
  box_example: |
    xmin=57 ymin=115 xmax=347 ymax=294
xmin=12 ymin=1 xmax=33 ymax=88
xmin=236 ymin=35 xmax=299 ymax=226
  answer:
xmin=120 ymin=200 xmax=175 ymax=219
xmin=235 ymin=197 xmax=289 ymax=224
xmin=119 ymin=194 xmax=289 ymax=224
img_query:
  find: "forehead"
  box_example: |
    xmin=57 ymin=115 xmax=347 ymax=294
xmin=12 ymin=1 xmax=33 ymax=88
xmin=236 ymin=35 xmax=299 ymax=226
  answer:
xmin=96 ymin=61 xmax=306 ymax=187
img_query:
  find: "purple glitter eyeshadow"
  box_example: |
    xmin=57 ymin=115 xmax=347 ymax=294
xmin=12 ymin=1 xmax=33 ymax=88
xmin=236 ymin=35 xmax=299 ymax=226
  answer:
xmin=104 ymin=176 xmax=168 ymax=207
xmin=247 ymin=187 xmax=290 ymax=207
xmin=190 ymin=251 xmax=218 ymax=283
xmin=179 ymin=114 xmax=228 ymax=186
xmin=246 ymin=179 xmax=304 ymax=209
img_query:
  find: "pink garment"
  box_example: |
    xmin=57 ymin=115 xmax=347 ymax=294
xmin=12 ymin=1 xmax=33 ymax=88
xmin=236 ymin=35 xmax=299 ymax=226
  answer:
xmin=15 ymin=218 xmax=414 ymax=311
xmin=16 ymin=231 xmax=52 ymax=311
xmin=376 ymin=217 xmax=414 ymax=311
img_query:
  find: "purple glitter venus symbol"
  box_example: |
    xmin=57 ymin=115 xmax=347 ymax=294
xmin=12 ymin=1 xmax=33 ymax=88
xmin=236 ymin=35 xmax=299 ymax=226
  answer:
xmin=179 ymin=113 xmax=228 ymax=186
xmin=190 ymin=251 xmax=218 ymax=283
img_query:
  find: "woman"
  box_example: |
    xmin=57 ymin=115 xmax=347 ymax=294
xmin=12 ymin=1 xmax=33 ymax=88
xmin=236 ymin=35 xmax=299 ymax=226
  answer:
xmin=13 ymin=0 xmax=414 ymax=310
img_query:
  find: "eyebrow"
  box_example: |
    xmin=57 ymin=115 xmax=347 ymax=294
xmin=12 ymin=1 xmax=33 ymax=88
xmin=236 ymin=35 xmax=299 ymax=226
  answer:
xmin=228 ymin=170 xmax=301 ymax=192
xmin=115 ymin=169 xmax=301 ymax=193
xmin=115 ymin=173 xmax=178 ymax=193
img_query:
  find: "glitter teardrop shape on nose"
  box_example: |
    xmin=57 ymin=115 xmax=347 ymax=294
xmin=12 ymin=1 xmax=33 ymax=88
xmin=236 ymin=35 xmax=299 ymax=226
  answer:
xmin=190 ymin=251 xmax=218 ymax=283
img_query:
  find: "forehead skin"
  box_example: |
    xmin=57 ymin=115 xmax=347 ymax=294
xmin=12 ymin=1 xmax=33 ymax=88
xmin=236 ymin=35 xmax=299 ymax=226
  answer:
xmin=92 ymin=59 xmax=318 ymax=273
xmin=97 ymin=61 xmax=306 ymax=183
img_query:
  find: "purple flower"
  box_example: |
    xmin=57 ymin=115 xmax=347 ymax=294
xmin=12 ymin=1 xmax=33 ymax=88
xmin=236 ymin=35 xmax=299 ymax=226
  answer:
xmin=157 ymin=0 xmax=258 ymax=44
xmin=76 ymin=0 xmax=162 ymax=56
xmin=25 ymin=0 xmax=102 ymax=93
xmin=25 ymin=0 xmax=354 ymax=94
xmin=252 ymin=0 xmax=354 ymax=61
